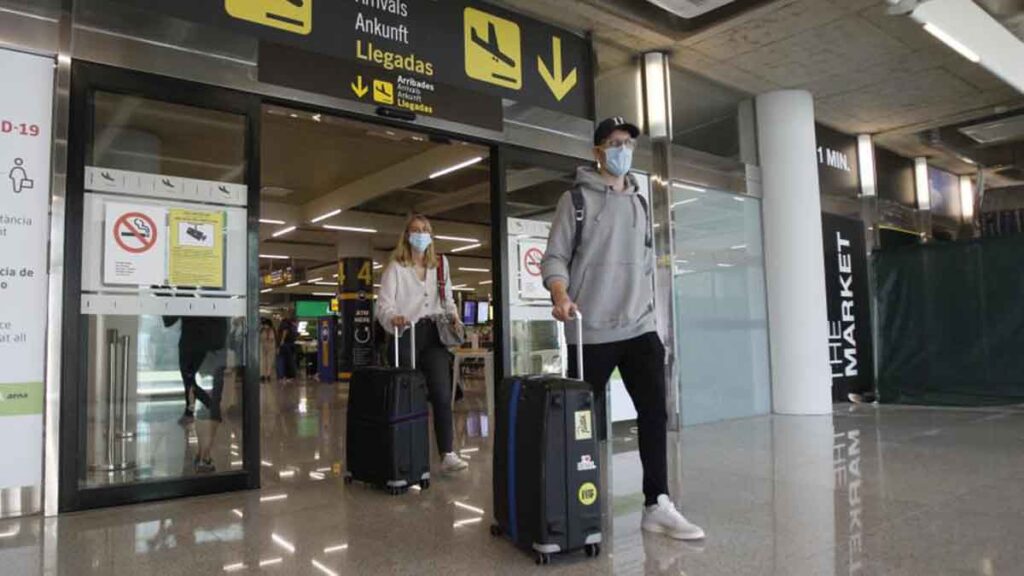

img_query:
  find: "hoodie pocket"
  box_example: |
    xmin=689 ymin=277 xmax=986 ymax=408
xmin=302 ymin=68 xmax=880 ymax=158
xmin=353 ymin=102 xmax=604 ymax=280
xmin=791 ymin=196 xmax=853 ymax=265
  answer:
xmin=573 ymin=263 xmax=652 ymax=329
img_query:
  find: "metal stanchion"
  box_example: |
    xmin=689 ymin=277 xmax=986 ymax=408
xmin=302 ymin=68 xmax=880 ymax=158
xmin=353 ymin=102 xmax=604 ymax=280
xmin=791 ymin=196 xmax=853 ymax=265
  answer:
xmin=90 ymin=329 xmax=136 ymax=473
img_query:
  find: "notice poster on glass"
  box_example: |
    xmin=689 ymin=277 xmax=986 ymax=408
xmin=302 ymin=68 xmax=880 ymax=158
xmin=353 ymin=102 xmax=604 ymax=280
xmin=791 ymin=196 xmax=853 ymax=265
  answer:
xmin=0 ymin=49 xmax=54 ymax=489
xmin=168 ymin=208 xmax=225 ymax=288
xmin=103 ymin=202 xmax=168 ymax=286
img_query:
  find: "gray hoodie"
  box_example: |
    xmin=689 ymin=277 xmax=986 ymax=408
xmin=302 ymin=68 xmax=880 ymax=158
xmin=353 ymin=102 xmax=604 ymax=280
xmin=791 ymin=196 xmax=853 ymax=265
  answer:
xmin=541 ymin=166 xmax=656 ymax=345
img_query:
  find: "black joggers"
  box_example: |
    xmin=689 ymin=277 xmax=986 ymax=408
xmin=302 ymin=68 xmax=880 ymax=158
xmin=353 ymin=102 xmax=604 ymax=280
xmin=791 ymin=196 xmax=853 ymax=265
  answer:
xmin=391 ymin=319 xmax=454 ymax=456
xmin=569 ymin=331 xmax=669 ymax=507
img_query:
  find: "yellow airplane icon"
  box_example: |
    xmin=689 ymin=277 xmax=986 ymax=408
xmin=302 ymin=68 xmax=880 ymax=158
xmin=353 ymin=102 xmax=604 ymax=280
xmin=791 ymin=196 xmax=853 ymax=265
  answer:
xmin=464 ymin=7 xmax=522 ymax=90
xmin=373 ymin=79 xmax=395 ymax=105
xmin=225 ymin=0 xmax=313 ymax=35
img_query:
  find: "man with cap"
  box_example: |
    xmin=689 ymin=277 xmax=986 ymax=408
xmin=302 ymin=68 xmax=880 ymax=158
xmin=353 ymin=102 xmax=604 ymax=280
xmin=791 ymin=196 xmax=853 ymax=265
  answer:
xmin=541 ymin=117 xmax=706 ymax=541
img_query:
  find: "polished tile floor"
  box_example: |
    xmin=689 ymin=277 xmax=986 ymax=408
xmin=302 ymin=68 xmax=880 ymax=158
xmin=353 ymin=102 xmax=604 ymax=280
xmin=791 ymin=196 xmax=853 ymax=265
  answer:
xmin=4 ymin=384 xmax=1024 ymax=575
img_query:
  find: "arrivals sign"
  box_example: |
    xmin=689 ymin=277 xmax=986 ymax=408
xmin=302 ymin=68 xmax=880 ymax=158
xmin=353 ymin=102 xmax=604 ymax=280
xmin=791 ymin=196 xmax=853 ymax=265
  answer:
xmin=0 ymin=49 xmax=53 ymax=489
xmin=118 ymin=0 xmax=593 ymax=119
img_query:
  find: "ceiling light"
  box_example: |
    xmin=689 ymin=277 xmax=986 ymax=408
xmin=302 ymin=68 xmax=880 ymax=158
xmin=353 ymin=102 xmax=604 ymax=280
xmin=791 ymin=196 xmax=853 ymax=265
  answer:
xmin=286 ymin=282 xmax=301 ymax=288
xmin=311 ymin=209 xmax=342 ymax=223
xmin=915 ymin=158 xmax=931 ymax=211
xmin=451 ymin=243 xmax=482 ymax=253
xmin=430 ymin=156 xmax=484 ymax=179
xmin=643 ymin=52 xmax=671 ymax=140
xmin=259 ymin=254 xmax=289 ymax=260
xmin=858 ymin=134 xmax=877 ymax=198
xmin=730 ymin=244 xmax=747 ymax=251
xmin=373 ymin=262 xmax=383 ymax=270
xmin=272 ymin=226 xmax=296 ymax=238
xmin=259 ymin=493 xmax=287 ymax=502
xmin=223 ymin=562 xmax=246 ymax=573
xmin=307 ymin=277 xmax=324 ymax=283
xmin=453 ymin=517 xmax=483 ymax=528
xmin=453 ymin=287 xmax=476 ymax=292
xmin=717 ymin=263 xmax=735 ymax=268
xmin=259 ymin=558 xmax=283 ymax=568
xmin=923 ymin=22 xmax=980 ymax=63
xmin=261 ymin=288 xmax=273 ymax=294
xmin=479 ymin=280 xmax=493 ymax=285
xmin=435 ymin=235 xmax=479 ymax=243
xmin=231 ymin=509 xmax=244 ymax=518
xmin=323 ymin=225 xmax=377 ymax=234
xmin=671 ymin=198 xmax=699 ymax=208
xmin=960 ymin=175 xmax=975 ymax=222
xmin=733 ymin=197 xmax=746 ymax=202
xmin=313 ymin=292 xmax=335 ymax=297
xmin=259 ymin=218 xmax=286 ymax=225
xmin=312 ymin=114 xmax=322 ymax=122
xmin=314 ymin=282 xmax=336 ymax=286
xmin=459 ymin=267 xmax=490 ymax=273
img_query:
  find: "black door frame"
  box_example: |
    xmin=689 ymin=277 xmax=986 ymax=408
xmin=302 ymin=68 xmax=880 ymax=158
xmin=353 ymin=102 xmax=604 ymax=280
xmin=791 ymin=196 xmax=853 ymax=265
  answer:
xmin=60 ymin=61 xmax=263 ymax=512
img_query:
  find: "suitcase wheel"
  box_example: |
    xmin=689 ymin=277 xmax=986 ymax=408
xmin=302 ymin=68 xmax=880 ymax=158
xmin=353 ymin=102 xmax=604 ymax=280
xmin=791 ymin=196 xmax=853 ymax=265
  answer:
xmin=489 ymin=524 xmax=502 ymax=537
xmin=343 ymin=475 xmax=353 ymax=485
xmin=419 ymin=479 xmax=430 ymax=490
xmin=535 ymin=553 xmax=551 ymax=566
xmin=387 ymin=486 xmax=408 ymax=496
xmin=585 ymin=544 xmax=601 ymax=558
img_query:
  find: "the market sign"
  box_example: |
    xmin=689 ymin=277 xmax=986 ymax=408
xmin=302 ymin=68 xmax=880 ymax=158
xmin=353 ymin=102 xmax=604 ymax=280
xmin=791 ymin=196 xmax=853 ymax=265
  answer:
xmin=118 ymin=0 xmax=593 ymax=121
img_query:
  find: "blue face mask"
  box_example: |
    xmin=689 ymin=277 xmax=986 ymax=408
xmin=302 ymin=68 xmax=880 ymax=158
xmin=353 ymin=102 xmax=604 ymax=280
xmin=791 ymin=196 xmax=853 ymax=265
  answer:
xmin=409 ymin=232 xmax=432 ymax=253
xmin=603 ymin=146 xmax=633 ymax=177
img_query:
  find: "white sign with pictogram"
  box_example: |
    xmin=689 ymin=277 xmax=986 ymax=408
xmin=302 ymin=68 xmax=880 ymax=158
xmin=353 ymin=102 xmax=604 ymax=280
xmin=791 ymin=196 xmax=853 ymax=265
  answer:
xmin=518 ymin=238 xmax=548 ymax=300
xmin=104 ymin=202 xmax=167 ymax=286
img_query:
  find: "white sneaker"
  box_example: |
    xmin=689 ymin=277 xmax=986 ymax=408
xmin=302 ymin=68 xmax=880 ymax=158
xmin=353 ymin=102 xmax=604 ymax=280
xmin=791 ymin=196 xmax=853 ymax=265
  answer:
xmin=641 ymin=495 xmax=706 ymax=540
xmin=441 ymin=452 xmax=469 ymax=473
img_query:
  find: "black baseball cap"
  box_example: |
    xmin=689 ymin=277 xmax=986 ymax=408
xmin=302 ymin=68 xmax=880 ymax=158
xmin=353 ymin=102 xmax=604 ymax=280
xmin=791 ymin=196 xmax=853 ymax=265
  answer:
xmin=593 ymin=116 xmax=640 ymax=146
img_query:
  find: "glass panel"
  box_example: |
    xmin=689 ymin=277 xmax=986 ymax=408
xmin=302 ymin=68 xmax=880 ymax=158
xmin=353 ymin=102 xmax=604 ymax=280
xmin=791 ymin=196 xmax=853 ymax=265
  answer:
xmin=672 ymin=184 xmax=771 ymax=425
xmin=81 ymin=93 xmax=248 ymax=487
xmin=503 ymin=157 xmax=577 ymax=378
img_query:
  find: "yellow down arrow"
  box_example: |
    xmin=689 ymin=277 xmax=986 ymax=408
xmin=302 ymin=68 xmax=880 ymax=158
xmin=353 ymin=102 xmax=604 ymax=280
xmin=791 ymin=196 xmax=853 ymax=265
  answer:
xmin=351 ymin=75 xmax=369 ymax=99
xmin=538 ymin=36 xmax=578 ymax=102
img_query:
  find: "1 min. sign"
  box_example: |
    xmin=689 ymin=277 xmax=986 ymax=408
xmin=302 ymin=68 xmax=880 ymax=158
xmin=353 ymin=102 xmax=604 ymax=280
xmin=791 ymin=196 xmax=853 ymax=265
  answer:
xmin=117 ymin=0 xmax=593 ymax=119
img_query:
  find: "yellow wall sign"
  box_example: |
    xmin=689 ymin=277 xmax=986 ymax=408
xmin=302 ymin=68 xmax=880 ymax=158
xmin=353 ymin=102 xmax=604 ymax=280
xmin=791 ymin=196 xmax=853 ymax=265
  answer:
xmin=168 ymin=209 xmax=226 ymax=288
xmin=225 ymin=0 xmax=312 ymax=35
xmin=373 ymin=79 xmax=395 ymax=105
xmin=578 ymin=482 xmax=598 ymax=506
xmin=464 ymin=7 xmax=522 ymax=90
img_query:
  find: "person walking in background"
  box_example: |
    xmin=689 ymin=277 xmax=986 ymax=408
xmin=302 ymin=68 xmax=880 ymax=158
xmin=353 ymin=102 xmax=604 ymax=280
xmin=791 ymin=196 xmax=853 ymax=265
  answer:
xmin=260 ymin=318 xmax=277 ymax=381
xmin=164 ymin=315 xmax=228 ymax=473
xmin=376 ymin=213 xmax=469 ymax=474
xmin=541 ymin=117 xmax=706 ymax=541
xmin=278 ymin=315 xmax=298 ymax=384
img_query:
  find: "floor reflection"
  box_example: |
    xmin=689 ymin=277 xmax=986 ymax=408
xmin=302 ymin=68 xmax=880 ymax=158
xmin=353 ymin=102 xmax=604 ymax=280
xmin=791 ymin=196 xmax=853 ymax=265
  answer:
xmin=5 ymin=401 xmax=1024 ymax=575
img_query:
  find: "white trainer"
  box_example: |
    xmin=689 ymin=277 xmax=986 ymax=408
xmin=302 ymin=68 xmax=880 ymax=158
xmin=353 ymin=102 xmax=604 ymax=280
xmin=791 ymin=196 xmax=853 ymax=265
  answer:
xmin=441 ymin=452 xmax=469 ymax=473
xmin=641 ymin=495 xmax=706 ymax=540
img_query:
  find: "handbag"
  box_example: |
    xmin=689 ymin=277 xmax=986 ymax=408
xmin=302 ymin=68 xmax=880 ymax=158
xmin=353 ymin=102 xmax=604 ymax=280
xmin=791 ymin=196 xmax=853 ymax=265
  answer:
xmin=434 ymin=256 xmax=466 ymax=347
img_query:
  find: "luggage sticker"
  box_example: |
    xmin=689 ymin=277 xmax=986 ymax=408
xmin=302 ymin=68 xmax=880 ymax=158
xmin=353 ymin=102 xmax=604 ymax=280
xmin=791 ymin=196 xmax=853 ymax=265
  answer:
xmin=578 ymin=482 xmax=598 ymax=506
xmin=577 ymin=454 xmax=596 ymax=472
xmin=574 ymin=410 xmax=593 ymax=440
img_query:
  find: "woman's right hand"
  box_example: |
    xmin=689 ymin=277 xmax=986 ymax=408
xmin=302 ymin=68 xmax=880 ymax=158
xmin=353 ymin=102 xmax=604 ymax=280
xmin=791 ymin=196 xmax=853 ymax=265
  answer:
xmin=391 ymin=315 xmax=410 ymax=328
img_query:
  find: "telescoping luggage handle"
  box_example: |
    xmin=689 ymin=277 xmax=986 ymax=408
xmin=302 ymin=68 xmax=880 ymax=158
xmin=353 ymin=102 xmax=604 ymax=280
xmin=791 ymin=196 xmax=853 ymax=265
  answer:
xmin=393 ymin=322 xmax=417 ymax=369
xmin=561 ymin=312 xmax=584 ymax=380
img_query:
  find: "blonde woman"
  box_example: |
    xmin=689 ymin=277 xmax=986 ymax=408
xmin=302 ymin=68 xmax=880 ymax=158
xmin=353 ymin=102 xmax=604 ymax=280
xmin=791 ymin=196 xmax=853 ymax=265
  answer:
xmin=376 ymin=214 xmax=469 ymax=473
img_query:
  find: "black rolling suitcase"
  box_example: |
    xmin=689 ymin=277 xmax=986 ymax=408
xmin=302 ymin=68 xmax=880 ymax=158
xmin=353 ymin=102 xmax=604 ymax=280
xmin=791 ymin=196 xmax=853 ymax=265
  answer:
xmin=345 ymin=327 xmax=431 ymax=494
xmin=491 ymin=317 xmax=602 ymax=565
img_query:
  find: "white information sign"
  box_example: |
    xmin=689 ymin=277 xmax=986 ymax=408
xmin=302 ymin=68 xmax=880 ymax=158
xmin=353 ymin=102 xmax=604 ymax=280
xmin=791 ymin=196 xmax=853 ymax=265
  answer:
xmin=0 ymin=49 xmax=54 ymax=489
xmin=103 ymin=202 xmax=167 ymax=286
xmin=518 ymin=238 xmax=549 ymax=300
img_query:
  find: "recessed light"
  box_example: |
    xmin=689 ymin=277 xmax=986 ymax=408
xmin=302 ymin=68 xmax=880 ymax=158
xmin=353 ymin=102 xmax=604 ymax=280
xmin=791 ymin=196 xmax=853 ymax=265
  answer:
xmin=451 ymin=243 xmax=482 ymax=253
xmin=311 ymin=209 xmax=342 ymax=223
xmin=430 ymin=157 xmax=484 ymax=179
xmin=272 ymin=226 xmax=296 ymax=238
xmin=323 ymin=225 xmax=377 ymax=234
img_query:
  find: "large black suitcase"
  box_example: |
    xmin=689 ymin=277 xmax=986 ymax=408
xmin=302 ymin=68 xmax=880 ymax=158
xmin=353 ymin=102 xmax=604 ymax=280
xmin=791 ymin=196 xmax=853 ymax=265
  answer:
xmin=345 ymin=328 xmax=430 ymax=494
xmin=491 ymin=318 xmax=602 ymax=565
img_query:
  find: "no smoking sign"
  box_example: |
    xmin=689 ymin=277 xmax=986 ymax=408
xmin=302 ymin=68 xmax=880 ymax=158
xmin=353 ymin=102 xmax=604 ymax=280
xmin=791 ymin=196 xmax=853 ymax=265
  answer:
xmin=113 ymin=212 xmax=158 ymax=254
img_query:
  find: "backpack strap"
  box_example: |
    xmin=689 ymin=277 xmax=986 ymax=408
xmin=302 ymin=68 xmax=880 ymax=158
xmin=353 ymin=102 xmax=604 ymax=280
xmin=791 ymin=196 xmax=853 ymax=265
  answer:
xmin=636 ymin=193 xmax=653 ymax=249
xmin=569 ymin=186 xmax=586 ymax=270
xmin=436 ymin=255 xmax=448 ymax=307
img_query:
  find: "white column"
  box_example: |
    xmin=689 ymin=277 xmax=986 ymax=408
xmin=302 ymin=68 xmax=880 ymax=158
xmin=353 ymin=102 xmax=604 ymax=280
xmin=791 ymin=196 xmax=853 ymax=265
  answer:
xmin=756 ymin=90 xmax=832 ymax=415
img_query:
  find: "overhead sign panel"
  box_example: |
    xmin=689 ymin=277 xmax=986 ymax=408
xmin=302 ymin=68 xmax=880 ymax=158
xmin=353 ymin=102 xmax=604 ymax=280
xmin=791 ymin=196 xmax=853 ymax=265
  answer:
xmin=117 ymin=0 xmax=593 ymax=118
